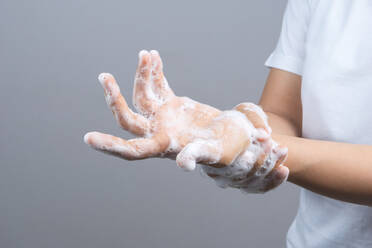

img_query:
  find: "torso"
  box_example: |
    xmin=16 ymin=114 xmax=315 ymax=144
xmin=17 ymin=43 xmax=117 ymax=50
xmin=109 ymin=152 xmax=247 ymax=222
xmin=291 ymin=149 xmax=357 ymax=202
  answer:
xmin=289 ymin=1 xmax=372 ymax=247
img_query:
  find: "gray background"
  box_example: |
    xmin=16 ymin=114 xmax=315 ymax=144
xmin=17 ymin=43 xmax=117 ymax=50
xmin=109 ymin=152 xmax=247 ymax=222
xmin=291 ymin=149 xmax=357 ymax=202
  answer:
xmin=0 ymin=0 xmax=299 ymax=247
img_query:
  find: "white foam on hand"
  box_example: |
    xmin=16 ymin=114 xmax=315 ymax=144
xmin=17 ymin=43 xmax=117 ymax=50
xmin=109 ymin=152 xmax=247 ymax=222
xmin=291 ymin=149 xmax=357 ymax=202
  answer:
xmin=84 ymin=50 xmax=289 ymax=194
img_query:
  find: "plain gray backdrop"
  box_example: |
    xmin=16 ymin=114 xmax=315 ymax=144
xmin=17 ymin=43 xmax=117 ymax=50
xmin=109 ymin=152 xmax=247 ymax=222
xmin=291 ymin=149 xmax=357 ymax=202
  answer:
xmin=0 ymin=0 xmax=299 ymax=247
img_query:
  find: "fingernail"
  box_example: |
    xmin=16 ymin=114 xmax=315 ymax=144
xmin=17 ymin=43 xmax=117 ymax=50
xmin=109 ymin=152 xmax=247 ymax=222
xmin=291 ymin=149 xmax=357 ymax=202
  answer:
xmin=83 ymin=133 xmax=91 ymax=144
xmin=138 ymin=50 xmax=148 ymax=59
xmin=98 ymin=72 xmax=112 ymax=86
xmin=84 ymin=132 xmax=98 ymax=145
xmin=177 ymin=160 xmax=196 ymax=172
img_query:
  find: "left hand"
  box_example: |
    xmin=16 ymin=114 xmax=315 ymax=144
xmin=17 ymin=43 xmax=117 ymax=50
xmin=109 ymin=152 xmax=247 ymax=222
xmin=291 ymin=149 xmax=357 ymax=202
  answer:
xmin=84 ymin=50 xmax=289 ymax=192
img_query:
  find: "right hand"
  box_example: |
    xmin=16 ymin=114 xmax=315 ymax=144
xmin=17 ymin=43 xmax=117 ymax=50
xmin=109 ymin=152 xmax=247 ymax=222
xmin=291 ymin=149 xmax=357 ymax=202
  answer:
xmin=202 ymin=102 xmax=289 ymax=193
xmin=84 ymin=50 xmax=289 ymax=192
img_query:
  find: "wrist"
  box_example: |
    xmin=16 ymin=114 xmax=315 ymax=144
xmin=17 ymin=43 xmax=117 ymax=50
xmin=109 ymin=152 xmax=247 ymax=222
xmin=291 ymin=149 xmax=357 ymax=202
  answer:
xmin=271 ymin=133 xmax=305 ymax=183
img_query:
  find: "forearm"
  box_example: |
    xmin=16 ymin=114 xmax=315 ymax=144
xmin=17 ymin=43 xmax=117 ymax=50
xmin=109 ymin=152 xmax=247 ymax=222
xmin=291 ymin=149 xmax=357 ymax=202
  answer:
xmin=259 ymin=68 xmax=302 ymax=137
xmin=273 ymin=134 xmax=372 ymax=206
xmin=265 ymin=112 xmax=300 ymax=137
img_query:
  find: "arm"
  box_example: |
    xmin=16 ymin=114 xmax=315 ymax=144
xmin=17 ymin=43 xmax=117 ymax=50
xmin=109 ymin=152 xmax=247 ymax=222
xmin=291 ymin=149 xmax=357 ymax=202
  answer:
xmin=274 ymin=134 xmax=372 ymax=207
xmin=259 ymin=68 xmax=302 ymax=137
xmin=260 ymin=68 xmax=372 ymax=206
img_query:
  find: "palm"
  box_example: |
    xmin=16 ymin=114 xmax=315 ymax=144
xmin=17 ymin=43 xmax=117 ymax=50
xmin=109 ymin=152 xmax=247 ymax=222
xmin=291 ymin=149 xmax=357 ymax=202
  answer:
xmin=84 ymin=50 xmax=289 ymax=192
xmin=85 ymin=50 xmax=224 ymax=165
xmin=147 ymin=96 xmax=221 ymax=154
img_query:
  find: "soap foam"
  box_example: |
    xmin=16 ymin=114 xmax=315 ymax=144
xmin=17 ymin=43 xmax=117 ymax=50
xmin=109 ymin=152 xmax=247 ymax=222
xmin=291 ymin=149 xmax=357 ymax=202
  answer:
xmin=93 ymin=50 xmax=287 ymax=193
xmin=199 ymin=108 xmax=287 ymax=193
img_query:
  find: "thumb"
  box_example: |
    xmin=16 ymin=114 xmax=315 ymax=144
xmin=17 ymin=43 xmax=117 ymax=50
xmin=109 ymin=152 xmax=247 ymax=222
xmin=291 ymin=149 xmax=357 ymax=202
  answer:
xmin=176 ymin=139 xmax=222 ymax=171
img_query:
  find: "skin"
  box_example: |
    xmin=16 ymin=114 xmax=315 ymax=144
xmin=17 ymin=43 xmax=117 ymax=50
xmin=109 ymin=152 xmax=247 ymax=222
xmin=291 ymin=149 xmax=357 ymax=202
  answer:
xmin=260 ymin=68 xmax=372 ymax=206
xmin=84 ymin=51 xmax=372 ymax=205
xmin=84 ymin=50 xmax=288 ymax=191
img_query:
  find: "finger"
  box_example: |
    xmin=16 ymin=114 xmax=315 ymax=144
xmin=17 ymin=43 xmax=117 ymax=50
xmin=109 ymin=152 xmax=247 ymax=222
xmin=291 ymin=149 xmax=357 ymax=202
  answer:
xmin=98 ymin=73 xmax=150 ymax=137
xmin=243 ymin=151 xmax=267 ymax=179
xmin=176 ymin=139 xmax=223 ymax=171
xmin=150 ymin=50 xmax=175 ymax=100
xmin=264 ymin=144 xmax=288 ymax=174
xmin=133 ymin=50 xmax=160 ymax=116
xmin=84 ymin=132 xmax=164 ymax=160
xmin=230 ymin=150 xmax=269 ymax=189
xmin=243 ymin=143 xmax=286 ymax=180
xmin=243 ymin=145 xmax=287 ymax=192
xmin=234 ymin=103 xmax=271 ymax=140
xmin=272 ymin=145 xmax=288 ymax=168
xmin=234 ymin=143 xmax=287 ymax=190
xmin=261 ymin=165 xmax=289 ymax=192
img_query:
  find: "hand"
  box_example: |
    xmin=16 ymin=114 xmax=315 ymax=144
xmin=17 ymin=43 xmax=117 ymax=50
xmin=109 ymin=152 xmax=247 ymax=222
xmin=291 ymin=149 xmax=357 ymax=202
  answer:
xmin=202 ymin=103 xmax=289 ymax=193
xmin=84 ymin=50 xmax=289 ymax=192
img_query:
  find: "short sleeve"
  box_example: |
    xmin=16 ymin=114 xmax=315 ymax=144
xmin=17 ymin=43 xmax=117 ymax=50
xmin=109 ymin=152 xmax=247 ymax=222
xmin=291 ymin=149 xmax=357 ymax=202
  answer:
xmin=265 ymin=0 xmax=311 ymax=76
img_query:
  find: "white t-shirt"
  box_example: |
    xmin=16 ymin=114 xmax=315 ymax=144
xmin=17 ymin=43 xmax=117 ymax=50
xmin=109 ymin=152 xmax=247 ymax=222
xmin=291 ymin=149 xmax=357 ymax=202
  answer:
xmin=265 ymin=0 xmax=372 ymax=247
